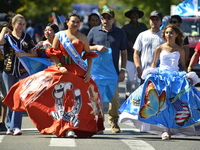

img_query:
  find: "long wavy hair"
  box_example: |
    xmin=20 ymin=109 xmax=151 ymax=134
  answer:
xmin=162 ymin=24 xmax=184 ymax=46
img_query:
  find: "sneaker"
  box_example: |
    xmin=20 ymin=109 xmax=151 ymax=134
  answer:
xmin=161 ymin=132 xmax=171 ymax=140
xmin=6 ymin=129 xmax=12 ymax=135
xmin=108 ymin=119 xmax=121 ymax=133
xmin=13 ymin=128 xmax=22 ymax=136
xmin=66 ymin=130 xmax=75 ymax=138
xmin=0 ymin=122 xmax=7 ymax=131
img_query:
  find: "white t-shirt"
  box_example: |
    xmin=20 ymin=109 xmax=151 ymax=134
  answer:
xmin=134 ymin=29 xmax=164 ymax=71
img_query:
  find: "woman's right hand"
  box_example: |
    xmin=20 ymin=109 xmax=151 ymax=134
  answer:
xmin=59 ymin=66 xmax=68 ymax=73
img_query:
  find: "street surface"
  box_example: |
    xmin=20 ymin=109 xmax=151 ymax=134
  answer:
xmin=0 ymin=80 xmax=200 ymax=150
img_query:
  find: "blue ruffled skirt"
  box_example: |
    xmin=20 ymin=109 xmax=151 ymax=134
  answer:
xmin=119 ymin=69 xmax=200 ymax=136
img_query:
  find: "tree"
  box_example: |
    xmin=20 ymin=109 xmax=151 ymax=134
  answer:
xmin=0 ymin=0 xmax=181 ymax=27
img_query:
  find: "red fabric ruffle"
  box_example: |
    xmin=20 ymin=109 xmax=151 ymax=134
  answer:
xmin=46 ymin=47 xmax=63 ymax=59
xmin=82 ymin=52 xmax=98 ymax=60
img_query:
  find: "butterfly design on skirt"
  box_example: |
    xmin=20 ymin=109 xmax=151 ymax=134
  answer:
xmin=139 ymin=80 xmax=166 ymax=119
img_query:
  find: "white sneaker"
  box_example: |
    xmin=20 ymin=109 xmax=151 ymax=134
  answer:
xmin=161 ymin=132 xmax=171 ymax=140
xmin=6 ymin=129 xmax=12 ymax=135
xmin=66 ymin=130 xmax=75 ymax=138
xmin=13 ymin=128 xmax=22 ymax=136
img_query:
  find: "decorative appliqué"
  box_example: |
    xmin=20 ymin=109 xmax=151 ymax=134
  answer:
xmin=20 ymin=71 xmax=53 ymax=106
xmin=87 ymin=85 xmax=103 ymax=121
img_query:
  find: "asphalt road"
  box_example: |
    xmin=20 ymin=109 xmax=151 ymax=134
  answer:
xmin=0 ymin=81 xmax=200 ymax=150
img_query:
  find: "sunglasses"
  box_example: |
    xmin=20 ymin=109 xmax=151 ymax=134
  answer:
xmin=101 ymin=16 xmax=113 ymax=20
xmin=170 ymin=21 xmax=178 ymax=24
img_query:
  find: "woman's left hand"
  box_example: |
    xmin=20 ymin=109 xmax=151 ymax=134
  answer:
xmin=84 ymin=71 xmax=90 ymax=82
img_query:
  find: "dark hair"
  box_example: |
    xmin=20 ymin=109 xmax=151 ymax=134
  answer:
xmin=170 ymin=15 xmax=182 ymax=23
xmin=41 ymin=23 xmax=59 ymax=41
xmin=88 ymin=13 xmax=100 ymax=22
xmin=64 ymin=13 xmax=81 ymax=29
xmin=162 ymin=24 xmax=184 ymax=46
xmin=48 ymin=23 xmax=59 ymax=33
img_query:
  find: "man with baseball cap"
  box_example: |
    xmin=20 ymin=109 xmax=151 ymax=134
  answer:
xmin=122 ymin=7 xmax=148 ymax=99
xmin=87 ymin=8 xmax=129 ymax=133
xmin=101 ymin=8 xmax=115 ymax=18
xmin=149 ymin=10 xmax=163 ymax=20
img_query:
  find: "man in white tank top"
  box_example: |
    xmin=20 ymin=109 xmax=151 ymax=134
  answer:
xmin=134 ymin=10 xmax=164 ymax=83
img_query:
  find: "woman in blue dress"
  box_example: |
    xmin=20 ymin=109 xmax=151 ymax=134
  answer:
xmin=119 ymin=24 xmax=200 ymax=140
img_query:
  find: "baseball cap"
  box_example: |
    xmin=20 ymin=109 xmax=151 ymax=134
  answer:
xmin=0 ymin=13 xmax=9 ymax=26
xmin=149 ymin=10 xmax=163 ymax=20
xmin=101 ymin=8 xmax=115 ymax=18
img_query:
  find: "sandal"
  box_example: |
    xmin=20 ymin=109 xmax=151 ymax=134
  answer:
xmin=161 ymin=132 xmax=171 ymax=140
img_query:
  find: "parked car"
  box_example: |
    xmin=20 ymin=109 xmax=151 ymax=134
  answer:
xmin=161 ymin=16 xmax=200 ymax=76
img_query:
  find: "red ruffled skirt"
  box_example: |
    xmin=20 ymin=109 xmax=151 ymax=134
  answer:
xmin=3 ymin=64 xmax=104 ymax=137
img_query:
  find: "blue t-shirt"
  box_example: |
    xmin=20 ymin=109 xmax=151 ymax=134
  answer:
xmin=87 ymin=25 xmax=129 ymax=74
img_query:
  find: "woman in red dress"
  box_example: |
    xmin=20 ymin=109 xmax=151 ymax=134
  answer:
xmin=3 ymin=13 xmax=104 ymax=138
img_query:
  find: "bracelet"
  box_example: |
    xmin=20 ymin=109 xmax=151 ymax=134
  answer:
xmin=2 ymin=28 xmax=7 ymax=31
xmin=57 ymin=63 xmax=62 ymax=66
xmin=121 ymin=68 xmax=126 ymax=71
xmin=188 ymin=67 xmax=192 ymax=70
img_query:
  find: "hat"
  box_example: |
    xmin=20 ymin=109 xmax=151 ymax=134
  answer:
xmin=0 ymin=13 xmax=9 ymax=26
xmin=101 ymin=8 xmax=115 ymax=18
xmin=149 ymin=10 xmax=163 ymax=20
xmin=125 ymin=7 xmax=144 ymax=18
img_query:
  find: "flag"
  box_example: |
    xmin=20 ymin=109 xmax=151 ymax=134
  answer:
xmin=176 ymin=0 xmax=198 ymax=16
xmin=90 ymin=48 xmax=118 ymax=103
xmin=19 ymin=57 xmax=53 ymax=75
xmin=51 ymin=12 xmax=58 ymax=25
xmin=57 ymin=16 xmax=66 ymax=24
xmin=5 ymin=34 xmax=53 ymax=75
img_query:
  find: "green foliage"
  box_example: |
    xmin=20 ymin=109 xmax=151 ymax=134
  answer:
xmin=0 ymin=0 xmax=181 ymax=27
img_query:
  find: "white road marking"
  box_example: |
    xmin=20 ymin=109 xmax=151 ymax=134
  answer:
xmin=0 ymin=135 xmax=4 ymax=143
xmin=21 ymin=127 xmax=153 ymax=149
xmin=22 ymin=128 xmax=37 ymax=130
xmin=120 ymin=139 xmax=155 ymax=150
xmin=105 ymin=127 xmax=140 ymax=132
xmin=50 ymin=137 xmax=76 ymax=147
xmin=22 ymin=127 xmax=140 ymax=132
